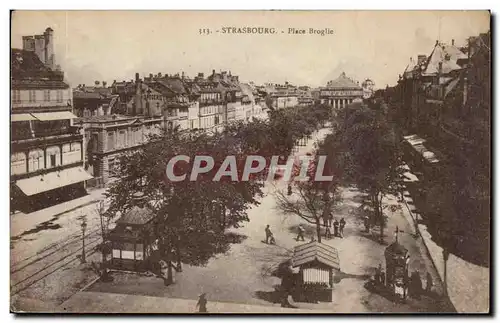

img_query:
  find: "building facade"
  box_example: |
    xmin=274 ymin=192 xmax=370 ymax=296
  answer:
xmin=11 ymin=30 xmax=91 ymax=213
xmin=75 ymin=115 xmax=164 ymax=185
xmin=320 ymin=72 xmax=363 ymax=109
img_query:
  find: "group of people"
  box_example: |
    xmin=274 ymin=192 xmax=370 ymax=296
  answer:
xmin=408 ymin=270 xmax=434 ymax=299
xmin=324 ymin=216 xmax=347 ymax=239
xmin=374 ymin=264 xmax=435 ymax=300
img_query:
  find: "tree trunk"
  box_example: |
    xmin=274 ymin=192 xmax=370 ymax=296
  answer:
xmin=379 ymin=193 xmax=384 ymax=242
xmin=315 ymin=217 xmax=322 ymax=243
xmin=221 ymin=205 xmax=226 ymax=231
xmin=175 ymin=238 xmax=182 ymax=272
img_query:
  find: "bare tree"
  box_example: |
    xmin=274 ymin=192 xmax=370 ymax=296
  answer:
xmin=275 ymin=180 xmax=339 ymax=243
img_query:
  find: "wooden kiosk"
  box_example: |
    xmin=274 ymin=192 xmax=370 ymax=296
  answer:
xmin=108 ymin=194 xmax=157 ymax=272
xmin=291 ymin=241 xmax=340 ymax=303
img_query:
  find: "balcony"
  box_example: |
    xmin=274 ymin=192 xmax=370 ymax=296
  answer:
xmin=11 ymin=126 xmax=82 ymax=142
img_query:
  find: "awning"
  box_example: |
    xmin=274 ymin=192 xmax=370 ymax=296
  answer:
xmin=11 ymin=113 xmax=37 ymax=122
xmin=15 ymin=167 xmax=93 ymax=196
xmin=31 ymin=111 xmax=78 ymax=121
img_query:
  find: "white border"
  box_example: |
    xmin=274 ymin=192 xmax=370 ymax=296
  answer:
xmin=2 ymin=2 xmax=498 ymax=323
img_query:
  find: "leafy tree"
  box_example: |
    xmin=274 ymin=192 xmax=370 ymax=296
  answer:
xmin=334 ymin=101 xmax=404 ymax=242
xmin=105 ymin=125 xmax=264 ymax=283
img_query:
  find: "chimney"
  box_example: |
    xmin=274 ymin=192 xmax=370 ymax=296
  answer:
xmin=417 ymin=55 xmax=427 ymax=65
xmin=452 ymin=39 xmax=455 ymax=46
xmin=212 ymin=69 xmax=216 ymax=76
xmin=134 ymin=73 xmax=142 ymax=116
xmin=102 ymin=81 xmax=107 ymax=88
xmin=182 ymin=71 xmax=185 ymax=79
xmin=149 ymin=73 xmax=153 ymax=79
xmin=435 ymin=40 xmax=439 ymax=46
xmin=438 ymin=62 xmax=443 ymax=77
xmin=95 ymin=80 xmax=100 ymax=86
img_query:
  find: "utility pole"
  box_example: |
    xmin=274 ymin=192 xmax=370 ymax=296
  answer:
xmin=78 ymin=214 xmax=88 ymax=263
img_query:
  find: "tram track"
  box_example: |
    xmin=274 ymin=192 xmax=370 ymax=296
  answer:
xmin=10 ymin=234 xmax=102 ymax=296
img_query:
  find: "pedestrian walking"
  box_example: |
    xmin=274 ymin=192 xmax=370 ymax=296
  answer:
xmin=375 ymin=263 xmax=382 ymax=285
xmin=339 ymin=218 xmax=346 ymax=238
xmin=333 ymin=219 xmax=340 ymax=237
xmin=364 ymin=215 xmax=370 ymax=233
xmin=296 ymin=224 xmax=306 ymax=241
xmin=425 ymin=272 xmax=433 ymax=294
xmin=265 ymin=225 xmax=272 ymax=244
xmin=196 ymin=293 xmax=208 ymax=313
xmin=287 ymin=184 xmax=292 ymax=196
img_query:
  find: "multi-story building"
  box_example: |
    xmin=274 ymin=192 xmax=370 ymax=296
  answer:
xmin=319 ymin=72 xmax=364 ymax=109
xmin=75 ymin=73 xmax=166 ymax=185
xmin=263 ymin=82 xmax=300 ymax=110
xmin=11 ymin=28 xmax=91 ymax=213
xmin=74 ymin=114 xmax=164 ymax=185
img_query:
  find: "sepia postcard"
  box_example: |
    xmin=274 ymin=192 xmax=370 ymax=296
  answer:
xmin=9 ymin=10 xmax=491 ymax=314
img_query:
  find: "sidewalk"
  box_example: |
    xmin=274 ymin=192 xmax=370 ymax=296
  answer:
xmin=59 ymin=291 xmax=332 ymax=313
xmin=11 ymin=187 xmax=106 ymax=238
xmin=400 ymin=189 xmax=489 ymax=313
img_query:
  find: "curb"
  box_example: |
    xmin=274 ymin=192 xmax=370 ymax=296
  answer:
xmin=400 ymin=195 xmax=447 ymax=294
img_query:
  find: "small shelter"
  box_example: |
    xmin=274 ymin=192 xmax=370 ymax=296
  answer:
xmin=108 ymin=194 xmax=157 ymax=272
xmin=384 ymin=228 xmax=410 ymax=299
xmin=291 ymin=241 xmax=340 ymax=302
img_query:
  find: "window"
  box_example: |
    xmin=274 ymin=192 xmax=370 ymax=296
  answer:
xmin=28 ymin=149 xmax=45 ymax=172
xmin=118 ymin=130 xmax=127 ymax=148
xmin=44 ymin=90 xmax=51 ymax=102
xmin=46 ymin=146 xmax=61 ymax=168
xmin=56 ymin=90 xmax=63 ymax=103
xmin=107 ymin=132 xmax=115 ymax=151
xmin=29 ymin=90 xmax=36 ymax=103
xmin=11 ymin=152 xmax=27 ymax=175
xmin=12 ymin=90 xmax=21 ymax=104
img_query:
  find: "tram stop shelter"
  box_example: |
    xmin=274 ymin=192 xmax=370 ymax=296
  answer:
xmin=108 ymin=204 xmax=157 ymax=272
xmin=384 ymin=240 xmax=410 ymax=299
xmin=290 ymin=241 xmax=340 ymax=303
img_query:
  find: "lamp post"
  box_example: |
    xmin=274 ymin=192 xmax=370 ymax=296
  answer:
xmin=81 ymin=218 xmax=87 ymax=263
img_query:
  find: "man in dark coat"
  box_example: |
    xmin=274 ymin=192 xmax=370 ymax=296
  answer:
xmin=333 ymin=219 xmax=340 ymax=237
xmin=265 ymin=225 xmax=272 ymax=244
xmin=296 ymin=224 xmax=306 ymax=241
xmin=196 ymin=293 xmax=208 ymax=313
xmin=339 ymin=218 xmax=346 ymax=238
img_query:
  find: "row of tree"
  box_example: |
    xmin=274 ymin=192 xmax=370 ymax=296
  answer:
xmin=101 ymin=103 xmax=332 ymax=283
xmin=276 ymin=99 xmax=404 ymax=243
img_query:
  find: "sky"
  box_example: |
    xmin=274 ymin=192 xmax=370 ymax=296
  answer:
xmin=11 ymin=11 xmax=490 ymax=89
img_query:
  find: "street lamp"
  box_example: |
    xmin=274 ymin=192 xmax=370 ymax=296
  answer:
xmin=81 ymin=219 xmax=87 ymax=263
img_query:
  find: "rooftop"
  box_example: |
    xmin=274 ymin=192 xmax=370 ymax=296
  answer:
xmin=326 ymin=72 xmax=361 ymax=89
xmin=291 ymin=241 xmax=340 ymax=270
xmin=116 ymin=205 xmax=156 ymax=225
